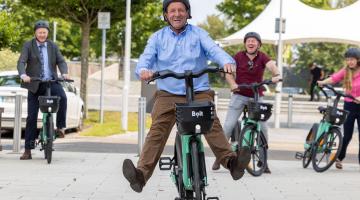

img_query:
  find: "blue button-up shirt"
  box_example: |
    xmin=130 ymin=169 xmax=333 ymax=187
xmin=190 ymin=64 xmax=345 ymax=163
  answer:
xmin=37 ymin=42 xmax=53 ymax=80
xmin=135 ymin=24 xmax=235 ymax=95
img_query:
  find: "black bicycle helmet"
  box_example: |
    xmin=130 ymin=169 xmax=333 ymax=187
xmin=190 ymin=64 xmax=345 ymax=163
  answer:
xmin=344 ymin=48 xmax=360 ymax=60
xmin=163 ymin=0 xmax=192 ymax=21
xmin=244 ymin=32 xmax=262 ymax=45
xmin=34 ymin=20 xmax=50 ymax=32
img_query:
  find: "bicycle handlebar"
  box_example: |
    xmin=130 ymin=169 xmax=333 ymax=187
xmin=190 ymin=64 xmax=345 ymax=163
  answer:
xmin=147 ymin=66 xmax=225 ymax=84
xmin=237 ymin=79 xmax=282 ymax=90
xmin=320 ymin=84 xmax=356 ymax=101
xmin=30 ymin=77 xmax=74 ymax=83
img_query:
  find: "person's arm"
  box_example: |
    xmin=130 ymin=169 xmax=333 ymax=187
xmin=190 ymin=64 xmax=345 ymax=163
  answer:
xmin=54 ymin=43 xmax=69 ymax=78
xmin=317 ymin=77 xmax=334 ymax=86
xmin=265 ymin=60 xmax=281 ymax=82
xmin=225 ymin=72 xmax=238 ymax=92
xmin=17 ymin=42 xmax=31 ymax=82
xmin=198 ymin=28 xmax=235 ymax=73
xmin=135 ymin=34 xmax=158 ymax=81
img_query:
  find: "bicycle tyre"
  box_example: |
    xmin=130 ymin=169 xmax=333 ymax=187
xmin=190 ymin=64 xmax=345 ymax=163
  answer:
xmin=302 ymin=149 xmax=312 ymax=168
xmin=239 ymin=124 xmax=267 ymax=176
xmin=45 ymin=115 xmax=54 ymax=164
xmin=174 ymin=134 xmax=194 ymax=199
xmin=311 ymin=128 xmax=342 ymax=172
xmin=191 ymin=140 xmax=204 ymax=200
xmin=303 ymin=124 xmax=318 ymax=168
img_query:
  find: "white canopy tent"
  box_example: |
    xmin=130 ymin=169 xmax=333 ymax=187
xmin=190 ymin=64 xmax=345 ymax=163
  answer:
xmin=219 ymin=0 xmax=360 ymax=46
xmin=219 ymin=0 xmax=360 ymax=128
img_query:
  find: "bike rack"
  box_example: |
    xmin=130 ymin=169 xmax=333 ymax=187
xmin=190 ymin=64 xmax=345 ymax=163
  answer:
xmin=13 ymin=93 xmax=23 ymax=153
xmin=138 ymin=97 xmax=146 ymax=156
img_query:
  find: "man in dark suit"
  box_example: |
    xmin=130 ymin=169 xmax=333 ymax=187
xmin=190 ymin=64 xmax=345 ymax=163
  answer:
xmin=17 ymin=20 xmax=69 ymax=160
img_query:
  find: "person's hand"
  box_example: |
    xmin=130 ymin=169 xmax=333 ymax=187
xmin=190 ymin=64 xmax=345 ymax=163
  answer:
xmin=139 ymin=69 xmax=154 ymax=81
xmin=271 ymin=76 xmax=282 ymax=83
xmin=355 ymin=97 xmax=360 ymax=104
xmin=230 ymin=83 xmax=239 ymax=92
xmin=317 ymin=80 xmax=325 ymax=87
xmin=62 ymin=74 xmax=70 ymax=80
xmin=223 ymin=63 xmax=236 ymax=73
xmin=21 ymin=74 xmax=31 ymax=83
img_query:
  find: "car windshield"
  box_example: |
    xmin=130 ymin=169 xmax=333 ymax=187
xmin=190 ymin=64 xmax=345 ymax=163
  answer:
xmin=0 ymin=75 xmax=21 ymax=86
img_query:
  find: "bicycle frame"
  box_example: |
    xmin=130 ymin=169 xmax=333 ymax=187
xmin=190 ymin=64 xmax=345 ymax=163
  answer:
xmin=179 ymin=135 xmax=207 ymax=190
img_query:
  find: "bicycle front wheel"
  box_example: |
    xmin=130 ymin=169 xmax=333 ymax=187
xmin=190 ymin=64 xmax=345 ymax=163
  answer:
xmin=311 ymin=128 xmax=342 ymax=172
xmin=190 ymin=140 xmax=204 ymax=200
xmin=239 ymin=125 xmax=267 ymax=176
xmin=45 ymin=115 xmax=54 ymax=164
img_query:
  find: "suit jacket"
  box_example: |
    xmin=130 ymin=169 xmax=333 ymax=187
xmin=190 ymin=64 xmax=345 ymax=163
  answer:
xmin=17 ymin=38 xmax=68 ymax=93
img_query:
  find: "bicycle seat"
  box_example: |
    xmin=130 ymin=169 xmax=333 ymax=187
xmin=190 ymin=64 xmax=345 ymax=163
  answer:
xmin=175 ymin=101 xmax=214 ymax=135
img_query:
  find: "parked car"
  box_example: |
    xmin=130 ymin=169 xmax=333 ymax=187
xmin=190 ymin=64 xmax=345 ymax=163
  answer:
xmin=0 ymin=71 xmax=84 ymax=131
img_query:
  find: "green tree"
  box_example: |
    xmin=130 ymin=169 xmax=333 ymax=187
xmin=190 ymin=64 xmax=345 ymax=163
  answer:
xmin=20 ymin=0 xmax=153 ymax=116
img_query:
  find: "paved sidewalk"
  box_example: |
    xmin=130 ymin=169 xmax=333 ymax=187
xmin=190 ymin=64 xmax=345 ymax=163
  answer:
xmin=0 ymin=151 xmax=359 ymax=200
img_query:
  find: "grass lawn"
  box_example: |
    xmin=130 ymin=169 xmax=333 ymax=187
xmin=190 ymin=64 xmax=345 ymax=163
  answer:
xmin=80 ymin=110 xmax=152 ymax=137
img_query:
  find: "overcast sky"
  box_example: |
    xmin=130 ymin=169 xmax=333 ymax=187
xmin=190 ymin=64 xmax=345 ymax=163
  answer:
xmin=188 ymin=0 xmax=223 ymax=25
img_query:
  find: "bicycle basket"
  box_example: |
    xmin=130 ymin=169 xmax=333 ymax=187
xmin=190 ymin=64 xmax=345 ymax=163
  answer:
xmin=38 ymin=96 xmax=60 ymax=113
xmin=175 ymin=101 xmax=215 ymax=135
xmin=324 ymin=106 xmax=348 ymax=126
xmin=248 ymin=101 xmax=273 ymax=121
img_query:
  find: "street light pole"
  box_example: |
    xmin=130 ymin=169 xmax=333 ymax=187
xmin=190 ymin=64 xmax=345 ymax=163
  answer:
xmin=122 ymin=0 xmax=131 ymax=131
xmin=274 ymin=0 xmax=283 ymax=128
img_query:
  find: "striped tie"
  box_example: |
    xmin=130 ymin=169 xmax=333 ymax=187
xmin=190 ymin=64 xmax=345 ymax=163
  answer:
xmin=38 ymin=44 xmax=45 ymax=79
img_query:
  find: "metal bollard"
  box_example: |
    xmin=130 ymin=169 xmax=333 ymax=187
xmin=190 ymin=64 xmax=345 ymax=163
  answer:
xmin=214 ymin=91 xmax=218 ymax=113
xmin=138 ymin=97 xmax=146 ymax=156
xmin=13 ymin=94 xmax=22 ymax=153
xmin=287 ymin=94 xmax=293 ymax=128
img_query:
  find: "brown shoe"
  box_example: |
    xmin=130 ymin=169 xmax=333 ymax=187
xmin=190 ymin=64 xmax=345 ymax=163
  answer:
xmin=229 ymin=147 xmax=251 ymax=180
xmin=335 ymin=159 xmax=342 ymax=169
xmin=123 ymin=159 xmax=145 ymax=193
xmin=56 ymin=128 xmax=65 ymax=138
xmin=20 ymin=149 xmax=32 ymax=160
xmin=212 ymin=158 xmax=221 ymax=171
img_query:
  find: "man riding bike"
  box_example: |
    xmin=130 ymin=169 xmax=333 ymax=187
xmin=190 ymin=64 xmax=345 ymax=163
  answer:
xmin=122 ymin=0 xmax=251 ymax=193
xmin=212 ymin=32 xmax=281 ymax=173
xmin=17 ymin=20 xmax=69 ymax=160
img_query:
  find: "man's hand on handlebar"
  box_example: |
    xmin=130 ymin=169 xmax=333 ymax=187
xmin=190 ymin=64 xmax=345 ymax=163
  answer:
xmin=223 ymin=63 xmax=236 ymax=73
xmin=271 ymin=76 xmax=282 ymax=83
xmin=140 ymin=69 xmax=154 ymax=81
xmin=230 ymin=83 xmax=240 ymax=92
xmin=21 ymin=74 xmax=31 ymax=83
xmin=62 ymin=74 xmax=70 ymax=80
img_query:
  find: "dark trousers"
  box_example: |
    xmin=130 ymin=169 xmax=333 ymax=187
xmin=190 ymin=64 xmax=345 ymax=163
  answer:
xmin=338 ymin=101 xmax=360 ymax=163
xmin=137 ymin=90 xmax=236 ymax=183
xmin=24 ymin=82 xmax=67 ymax=150
xmin=309 ymin=81 xmax=318 ymax=101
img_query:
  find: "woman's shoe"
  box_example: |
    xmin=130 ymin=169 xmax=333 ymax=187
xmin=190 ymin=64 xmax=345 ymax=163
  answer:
xmin=335 ymin=159 xmax=342 ymax=169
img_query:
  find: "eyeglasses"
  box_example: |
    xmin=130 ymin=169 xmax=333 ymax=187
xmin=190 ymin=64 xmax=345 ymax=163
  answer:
xmin=248 ymin=60 xmax=254 ymax=71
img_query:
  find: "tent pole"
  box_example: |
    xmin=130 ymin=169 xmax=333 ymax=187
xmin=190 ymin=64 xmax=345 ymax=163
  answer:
xmin=274 ymin=0 xmax=283 ymax=128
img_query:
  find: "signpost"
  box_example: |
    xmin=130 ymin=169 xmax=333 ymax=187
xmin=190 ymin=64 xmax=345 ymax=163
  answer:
xmin=98 ymin=12 xmax=110 ymax=124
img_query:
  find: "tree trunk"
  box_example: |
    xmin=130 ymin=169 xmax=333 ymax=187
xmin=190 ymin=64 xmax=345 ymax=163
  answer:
xmin=80 ymin=23 xmax=91 ymax=118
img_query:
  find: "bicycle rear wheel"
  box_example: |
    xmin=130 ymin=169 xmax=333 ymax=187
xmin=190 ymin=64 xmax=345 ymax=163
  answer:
xmin=311 ymin=128 xmax=342 ymax=172
xmin=45 ymin=115 xmax=54 ymax=164
xmin=191 ymin=140 xmax=204 ymax=200
xmin=239 ymin=125 xmax=267 ymax=176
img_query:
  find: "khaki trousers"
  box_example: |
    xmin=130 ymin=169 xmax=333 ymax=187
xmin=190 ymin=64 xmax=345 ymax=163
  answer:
xmin=137 ymin=90 xmax=236 ymax=182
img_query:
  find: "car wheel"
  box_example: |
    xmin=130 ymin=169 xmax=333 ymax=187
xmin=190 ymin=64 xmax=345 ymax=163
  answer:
xmin=76 ymin=107 xmax=84 ymax=132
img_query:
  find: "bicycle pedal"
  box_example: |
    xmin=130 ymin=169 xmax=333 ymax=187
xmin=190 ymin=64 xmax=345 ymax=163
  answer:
xmin=295 ymin=152 xmax=304 ymax=160
xmin=159 ymin=157 xmax=173 ymax=170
